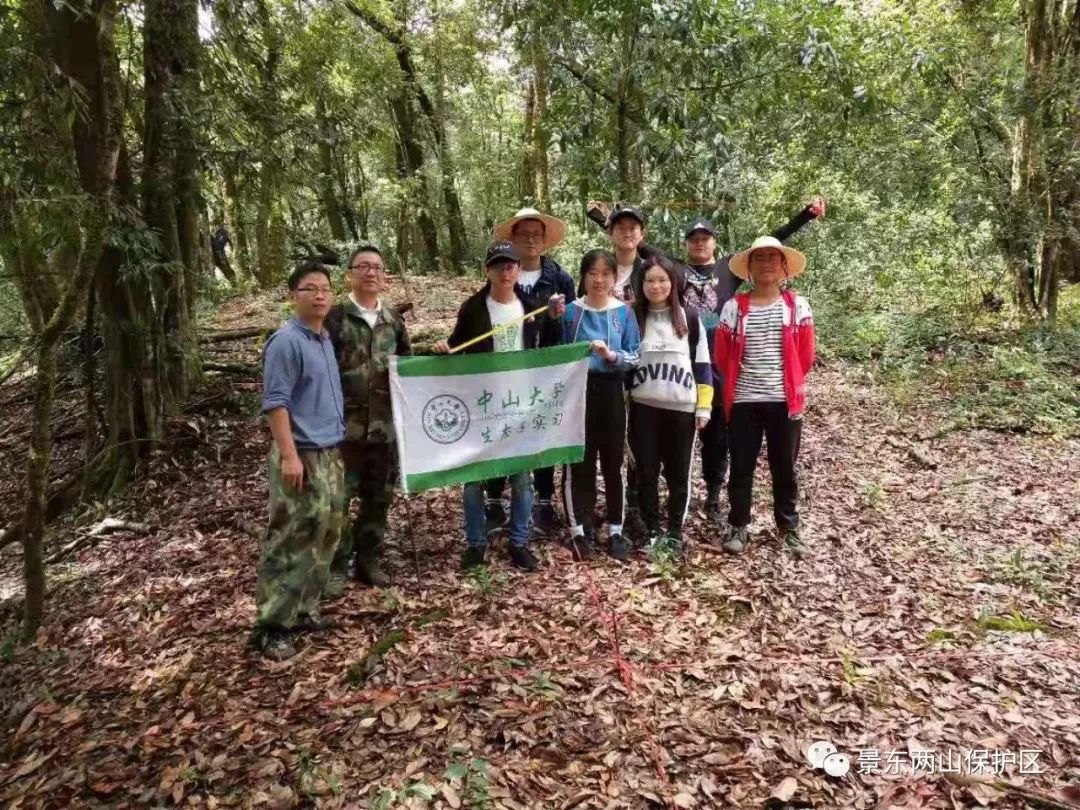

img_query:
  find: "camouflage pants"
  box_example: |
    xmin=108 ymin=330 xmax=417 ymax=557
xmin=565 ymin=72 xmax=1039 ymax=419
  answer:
xmin=331 ymin=440 xmax=396 ymax=571
xmin=255 ymin=445 xmax=346 ymax=630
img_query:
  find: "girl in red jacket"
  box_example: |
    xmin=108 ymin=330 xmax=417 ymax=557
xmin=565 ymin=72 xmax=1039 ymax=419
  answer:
xmin=713 ymin=236 xmax=815 ymax=558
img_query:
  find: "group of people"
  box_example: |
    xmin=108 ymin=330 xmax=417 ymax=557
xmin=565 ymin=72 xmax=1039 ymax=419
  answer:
xmin=252 ymin=198 xmax=824 ymax=660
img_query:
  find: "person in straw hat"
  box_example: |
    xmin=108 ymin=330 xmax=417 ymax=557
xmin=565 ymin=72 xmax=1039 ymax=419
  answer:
xmin=713 ymin=236 xmax=816 ymax=559
xmin=484 ymin=208 xmax=576 ymax=539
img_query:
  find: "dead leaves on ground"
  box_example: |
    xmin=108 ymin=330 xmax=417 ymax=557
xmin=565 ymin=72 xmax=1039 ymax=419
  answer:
xmin=1 ymin=293 xmax=1078 ymax=807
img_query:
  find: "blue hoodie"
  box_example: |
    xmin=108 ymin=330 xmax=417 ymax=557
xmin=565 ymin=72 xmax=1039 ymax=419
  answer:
xmin=561 ymin=297 xmax=641 ymax=375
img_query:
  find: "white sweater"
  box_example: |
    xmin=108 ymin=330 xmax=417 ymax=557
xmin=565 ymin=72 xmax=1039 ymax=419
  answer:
xmin=628 ymin=308 xmax=713 ymax=417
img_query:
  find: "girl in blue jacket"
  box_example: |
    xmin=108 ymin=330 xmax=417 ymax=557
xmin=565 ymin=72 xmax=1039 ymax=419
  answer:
xmin=560 ymin=249 xmax=640 ymax=562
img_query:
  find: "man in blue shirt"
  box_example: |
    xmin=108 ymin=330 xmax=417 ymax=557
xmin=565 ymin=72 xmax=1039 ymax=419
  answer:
xmin=253 ymin=262 xmax=347 ymax=661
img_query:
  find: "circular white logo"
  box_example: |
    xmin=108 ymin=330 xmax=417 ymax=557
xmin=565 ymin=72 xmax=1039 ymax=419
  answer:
xmin=422 ymin=395 xmax=470 ymax=444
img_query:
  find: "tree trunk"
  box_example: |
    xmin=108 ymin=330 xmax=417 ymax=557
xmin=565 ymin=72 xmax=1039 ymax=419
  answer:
xmin=143 ymin=0 xmax=201 ymax=403
xmin=315 ymin=94 xmax=347 ymax=241
xmin=390 ymin=93 xmax=440 ymax=270
xmin=27 ymin=0 xmax=122 ymax=638
xmin=521 ymin=78 xmax=537 ymax=203
xmin=533 ymin=44 xmax=551 ymax=210
xmin=254 ymin=0 xmax=283 ymax=286
xmin=223 ymin=161 xmax=249 ymax=278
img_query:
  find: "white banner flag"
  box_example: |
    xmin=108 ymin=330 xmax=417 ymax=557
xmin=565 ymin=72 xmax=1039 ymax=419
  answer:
xmin=389 ymin=344 xmax=591 ymax=493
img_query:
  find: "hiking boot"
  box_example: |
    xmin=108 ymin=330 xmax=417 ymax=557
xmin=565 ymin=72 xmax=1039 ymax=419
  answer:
xmin=255 ymin=629 xmax=297 ymax=661
xmin=531 ymin=499 xmax=561 ymax=538
xmin=722 ymin=525 xmax=749 ymax=555
xmin=704 ymin=486 xmax=722 ymax=523
xmin=570 ymin=534 xmax=597 ymax=561
xmin=354 ymin=555 xmax=390 ymax=588
xmin=507 ymin=544 xmax=538 ymax=572
xmin=461 ymin=545 xmax=487 ymax=571
xmin=323 ymin=555 xmax=351 ymax=600
xmin=783 ymin=528 xmax=810 ymax=559
xmin=322 ymin=572 xmax=347 ymax=600
xmin=294 ymin=611 xmax=332 ymax=632
xmin=485 ymin=500 xmax=508 ymax=535
xmin=608 ymin=533 xmax=630 ymax=563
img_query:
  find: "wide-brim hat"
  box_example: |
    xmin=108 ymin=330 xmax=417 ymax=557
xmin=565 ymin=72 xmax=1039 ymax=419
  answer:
xmin=729 ymin=235 xmax=807 ymax=281
xmin=494 ymin=208 xmax=567 ymax=254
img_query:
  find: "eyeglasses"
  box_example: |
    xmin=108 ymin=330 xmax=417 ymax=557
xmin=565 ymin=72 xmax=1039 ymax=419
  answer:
xmin=295 ymin=286 xmax=333 ymax=295
xmin=350 ymin=262 xmax=385 ymax=273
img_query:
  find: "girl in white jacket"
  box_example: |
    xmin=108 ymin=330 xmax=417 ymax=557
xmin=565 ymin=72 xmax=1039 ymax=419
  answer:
xmin=628 ymin=256 xmax=713 ymax=549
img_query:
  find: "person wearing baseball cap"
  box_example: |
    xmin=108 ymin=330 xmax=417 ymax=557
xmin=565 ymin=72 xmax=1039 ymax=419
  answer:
xmin=585 ymin=202 xmax=653 ymax=305
xmin=486 ymin=208 xmax=576 ymax=538
xmin=432 ymin=242 xmax=566 ymax=573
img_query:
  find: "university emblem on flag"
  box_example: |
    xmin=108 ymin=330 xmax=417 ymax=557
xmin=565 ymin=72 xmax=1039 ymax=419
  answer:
xmin=422 ymin=395 xmax=470 ymax=444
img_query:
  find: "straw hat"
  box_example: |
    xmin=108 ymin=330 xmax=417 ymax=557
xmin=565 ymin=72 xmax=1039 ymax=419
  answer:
xmin=494 ymin=208 xmax=567 ymax=254
xmin=728 ymin=235 xmax=807 ymax=281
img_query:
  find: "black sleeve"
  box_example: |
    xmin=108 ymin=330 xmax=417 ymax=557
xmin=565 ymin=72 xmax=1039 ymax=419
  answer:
xmin=586 ymin=207 xmax=608 ymax=230
xmin=447 ymin=302 xmax=470 ymax=350
xmin=770 ymin=205 xmax=816 ymax=244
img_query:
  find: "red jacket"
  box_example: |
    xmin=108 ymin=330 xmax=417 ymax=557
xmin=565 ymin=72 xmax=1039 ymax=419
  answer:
xmin=713 ymin=290 xmax=815 ymax=420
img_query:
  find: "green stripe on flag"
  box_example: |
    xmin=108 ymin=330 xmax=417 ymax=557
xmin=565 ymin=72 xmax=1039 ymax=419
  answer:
xmin=396 ymin=342 xmax=590 ymax=378
xmin=404 ymin=445 xmax=584 ymax=493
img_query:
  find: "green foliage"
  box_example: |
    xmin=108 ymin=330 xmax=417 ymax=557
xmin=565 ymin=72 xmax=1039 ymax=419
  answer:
xmin=465 ymin=564 xmax=506 ymax=599
xmin=444 ymin=756 xmax=492 ymax=808
xmin=976 ymin=608 xmax=1048 ymax=635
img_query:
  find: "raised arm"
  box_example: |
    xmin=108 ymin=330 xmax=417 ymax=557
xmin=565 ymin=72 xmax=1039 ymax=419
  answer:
xmin=771 ymin=196 xmax=825 ymax=244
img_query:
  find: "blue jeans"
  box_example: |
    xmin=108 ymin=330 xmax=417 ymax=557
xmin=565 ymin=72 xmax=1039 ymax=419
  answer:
xmin=464 ymin=471 xmax=532 ymax=548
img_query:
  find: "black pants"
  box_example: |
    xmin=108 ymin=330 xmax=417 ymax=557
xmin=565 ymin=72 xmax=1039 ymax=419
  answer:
xmin=699 ymin=400 xmax=728 ymax=489
xmin=563 ymin=374 xmax=626 ymax=533
xmin=629 ymin=402 xmax=696 ymax=534
xmin=727 ymin=401 xmax=802 ymax=530
xmin=485 ymin=466 xmax=555 ymax=503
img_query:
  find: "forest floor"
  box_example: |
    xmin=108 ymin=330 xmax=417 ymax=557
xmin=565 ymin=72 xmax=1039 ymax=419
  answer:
xmin=0 ymin=276 xmax=1078 ymax=809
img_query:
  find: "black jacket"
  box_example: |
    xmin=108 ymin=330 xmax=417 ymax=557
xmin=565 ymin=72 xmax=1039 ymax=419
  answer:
xmin=523 ymin=257 xmax=576 ymax=347
xmin=447 ymin=283 xmax=559 ymax=354
xmin=523 ymin=256 xmax=576 ymax=309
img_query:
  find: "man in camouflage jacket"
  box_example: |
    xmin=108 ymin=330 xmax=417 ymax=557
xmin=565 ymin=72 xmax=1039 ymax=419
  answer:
xmin=324 ymin=245 xmax=411 ymax=594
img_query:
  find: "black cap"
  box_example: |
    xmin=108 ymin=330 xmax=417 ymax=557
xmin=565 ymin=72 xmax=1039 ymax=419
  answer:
xmin=607 ymin=204 xmax=647 ymax=229
xmin=484 ymin=241 xmax=520 ymax=267
xmin=683 ymin=218 xmax=716 ymax=239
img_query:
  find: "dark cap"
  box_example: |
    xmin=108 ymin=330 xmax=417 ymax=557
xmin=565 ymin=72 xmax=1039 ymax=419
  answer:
xmin=484 ymin=241 xmax=520 ymax=267
xmin=607 ymin=204 xmax=647 ymax=229
xmin=683 ymin=218 xmax=716 ymax=239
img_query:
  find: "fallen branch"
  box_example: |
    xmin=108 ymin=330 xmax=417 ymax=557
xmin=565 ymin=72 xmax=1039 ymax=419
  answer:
xmin=200 ymin=326 xmax=270 ymax=343
xmin=885 ymin=435 xmax=938 ymax=469
xmin=203 ymin=361 xmax=259 ymax=376
xmin=44 ymin=518 xmax=149 ymax=564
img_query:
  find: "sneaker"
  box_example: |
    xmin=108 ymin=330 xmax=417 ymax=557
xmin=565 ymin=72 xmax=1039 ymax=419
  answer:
xmin=704 ymin=486 xmax=722 ymax=523
xmin=608 ymin=533 xmax=630 ymax=562
xmin=783 ymin=528 xmax=809 ymax=559
xmin=569 ymin=534 xmax=597 ymax=561
xmin=461 ymin=546 xmax=487 ymax=570
xmin=485 ymin=500 xmax=508 ymax=535
xmin=507 ymin=544 xmax=538 ymax=572
xmin=722 ymin=525 xmax=748 ymax=555
xmin=354 ymin=556 xmax=390 ymax=588
xmin=531 ymin=499 xmax=560 ymax=537
xmin=255 ymin=629 xmax=297 ymax=661
xmin=624 ymin=509 xmax=647 ymax=543
xmin=322 ymin=572 xmax=347 ymax=600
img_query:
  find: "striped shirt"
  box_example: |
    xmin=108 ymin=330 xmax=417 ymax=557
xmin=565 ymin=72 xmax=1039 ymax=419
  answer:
xmin=734 ymin=298 xmax=785 ymax=403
